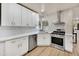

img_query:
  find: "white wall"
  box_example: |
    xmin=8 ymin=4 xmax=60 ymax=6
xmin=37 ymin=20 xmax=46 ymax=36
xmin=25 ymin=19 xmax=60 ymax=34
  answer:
xmin=0 ymin=26 xmax=36 ymax=37
xmin=42 ymin=12 xmax=58 ymax=33
xmin=72 ymin=6 xmax=79 ymax=29
xmin=43 ymin=12 xmax=65 ymax=33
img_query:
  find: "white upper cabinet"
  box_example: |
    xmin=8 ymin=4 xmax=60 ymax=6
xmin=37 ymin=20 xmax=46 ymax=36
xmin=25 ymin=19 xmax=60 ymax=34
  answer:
xmin=32 ymin=12 xmax=39 ymax=27
xmin=11 ymin=4 xmax=21 ymax=26
xmin=28 ymin=10 xmax=33 ymax=26
xmin=73 ymin=7 xmax=79 ymax=19
xmin=1 ymin=4 xmax=10 ymax=26
xmin=21 ymin=7 xmax=30 ymax=26
xmin=2 ymin=3 xmax=22 ymax=26
xmin=64 ymin=10 xmax=73 ymax=34
xmin=1 ymin=3 xmax=39 ymax=27
xmin=21 ymin=6 xmax=39 ymax=27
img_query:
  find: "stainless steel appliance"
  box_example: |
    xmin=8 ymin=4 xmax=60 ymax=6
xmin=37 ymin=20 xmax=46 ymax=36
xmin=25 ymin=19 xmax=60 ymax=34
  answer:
xmin=54 ymin=11 xmax=65 ymax=25
xmin=28 ymin=34 xmax=37 ymax=51
xmin=0 ymin=3 xmax=1 ymax=25
xmin=51 ymin=29 xmax=65 ymax=50
xmin=73 ymin=33 xmax=77 ymax=44
xmin=77 ymin=23 xmax=79 ymax=30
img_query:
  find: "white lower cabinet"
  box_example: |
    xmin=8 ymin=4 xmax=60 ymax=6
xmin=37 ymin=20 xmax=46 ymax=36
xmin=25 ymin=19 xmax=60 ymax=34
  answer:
xmin=20 ymin=37 xmax=28 ymax=55
xmin=5 ymin=37 xmax=28 ymax=56
xmin=0 ymin=42 xmax=5 ymax=56
xmin=64 ymin=35 xmax=73 ymax=52
xmin=5 ymin=39 xmax=20 ymax=56
xmin=37 ymin=33 xmax=51 ymax=46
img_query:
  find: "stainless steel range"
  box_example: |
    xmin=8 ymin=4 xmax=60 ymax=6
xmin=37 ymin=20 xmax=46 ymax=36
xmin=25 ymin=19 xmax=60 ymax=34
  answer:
xmin=51 ymin=29 xmax=65 ymax=50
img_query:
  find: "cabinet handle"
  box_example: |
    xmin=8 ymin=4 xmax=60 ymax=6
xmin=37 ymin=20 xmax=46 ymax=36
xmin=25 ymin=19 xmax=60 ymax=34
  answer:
xmin=11 ymin=41 xmax=16 ymax=43
xmin=23 ymin=38 xmax=25 ymax=40
xmin=18 ymin=43 xmax=22 ymax=48
xmin=13 ymin=22 xmax=14 ymax=25
xmin=11 ymin=22 xmax=13 ymax=25
xmin=18 ymin=44 xmax=19 ymax=48
xmin=21 ymin=43 xmax=22 ymax=47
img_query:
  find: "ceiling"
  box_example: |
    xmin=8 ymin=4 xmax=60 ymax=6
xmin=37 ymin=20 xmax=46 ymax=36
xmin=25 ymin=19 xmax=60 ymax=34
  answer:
xmin=22 ymin=3 xmax=79 ymax=15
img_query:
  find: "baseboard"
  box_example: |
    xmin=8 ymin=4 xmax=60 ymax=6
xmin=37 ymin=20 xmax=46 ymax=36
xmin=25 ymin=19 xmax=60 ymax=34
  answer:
xmin=37 ymin=45 xmax=51 ymax=47
xmin=64 ymin=50 xmax=73 ymax=53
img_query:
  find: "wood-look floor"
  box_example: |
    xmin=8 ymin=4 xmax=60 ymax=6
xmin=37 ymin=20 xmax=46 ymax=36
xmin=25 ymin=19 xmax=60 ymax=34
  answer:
xmin=26 ymin=45 xmax=79 ymax=56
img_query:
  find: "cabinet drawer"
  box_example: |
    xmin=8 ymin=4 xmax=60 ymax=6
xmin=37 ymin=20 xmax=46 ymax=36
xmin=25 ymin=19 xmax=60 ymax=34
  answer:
xmin=5 ymin=39 xmax=19 ymax=45
xmin=37 ymin=33 xmax=51 ymax=46
xmin=5 ymin=39 xmax=19 ymax=56
xmin=38 ymin=34 xmax=50 ymax=39
xmin=5 ymin=37 xmax=28 ymax=56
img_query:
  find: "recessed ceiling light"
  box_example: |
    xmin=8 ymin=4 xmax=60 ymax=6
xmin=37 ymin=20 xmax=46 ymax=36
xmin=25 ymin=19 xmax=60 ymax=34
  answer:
xmin=41 ymin=4 xmax=45 ymax=13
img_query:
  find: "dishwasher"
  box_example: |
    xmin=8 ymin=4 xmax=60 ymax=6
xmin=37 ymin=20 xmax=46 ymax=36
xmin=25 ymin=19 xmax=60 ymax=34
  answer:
xmin=28 ymin=34 xmax=37 ymax=51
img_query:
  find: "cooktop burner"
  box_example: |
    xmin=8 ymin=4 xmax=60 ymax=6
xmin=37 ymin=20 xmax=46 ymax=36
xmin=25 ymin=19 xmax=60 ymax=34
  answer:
xmin=51 ymin=31 xmax=65 ymax=35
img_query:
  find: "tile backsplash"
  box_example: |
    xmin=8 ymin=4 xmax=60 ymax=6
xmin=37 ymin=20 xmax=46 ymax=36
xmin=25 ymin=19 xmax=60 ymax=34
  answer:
xmin=0 ymin=26 xmax=37 ymax=37
xmin=0 ymin=26 xmax=35 ymax=30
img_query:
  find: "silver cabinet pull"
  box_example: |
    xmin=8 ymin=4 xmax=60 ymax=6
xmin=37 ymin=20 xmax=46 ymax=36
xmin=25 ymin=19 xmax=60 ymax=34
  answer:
xmin=18 ymin=44 xmax=20 ymax=48
xmin=20 ymin=43 xmax=22 ymax=47
xmin=18 ymin=43 xmax=22 ymax=48
xmin=11 ymin=40 xmax=16 ymax=43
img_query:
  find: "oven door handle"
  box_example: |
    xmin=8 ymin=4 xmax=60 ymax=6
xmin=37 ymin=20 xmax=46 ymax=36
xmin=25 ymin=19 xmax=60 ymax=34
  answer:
xmin=73 ymin=33 xmax=77 ymax=44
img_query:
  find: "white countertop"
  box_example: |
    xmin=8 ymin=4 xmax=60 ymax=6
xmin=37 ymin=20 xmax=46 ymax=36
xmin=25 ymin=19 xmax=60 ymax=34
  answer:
xmin=0 ymin=27 xmax=40 ymax=42
xmin=0 ymin=27 xmax=50 ymax=42
xmin=0 ymin=31 xmax=39 ymax=42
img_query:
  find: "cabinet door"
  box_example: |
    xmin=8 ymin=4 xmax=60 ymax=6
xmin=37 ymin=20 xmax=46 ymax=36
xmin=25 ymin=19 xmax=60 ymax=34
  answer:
xmin=9 ymin=4 xmax=21 ymax=26
xmin=37 ymin=34 xmax=51 ymax=46
xmin=28 ymin=10 xmax=33 ymax=26
xmin=20 ymin=37 xmax=28 ymax=55
xmin=0 ymin=42 xmax=5 ymax=56
xmin=5 ymin=37 xmax=28 ymax=56
xmin=21 ymin=6 xmax=39 ymax=27
xmin=37 ymin=34 xmax=45 ymax=45
xmin=43 ymin=34 xmax=51 ymax=45
xmin=35 ymin=14 xmax=39 ymax=27
xmin=21 ymin=7 xmax=29 ymax=26
xmin=1 ymin=3 xmax=11 ymax=26
xmin=29 ymin=11 xmax=39 ymax=27
xmin=64 ymin=35 xmax=73 ymax=52
xmin=62 ymin=10 xmax=73 ymax=34
xmin=21 ymin=7 xmax=34 ymax=26
xmin=5 ymin=39 xmax=19 ymax=56
xmin=12 ymin=4 xmax=21 ymax=26
xmin=32 ymin=13 xmax=39 ymax=27
xmin=2 ymin=3 xmax=21 ymax=26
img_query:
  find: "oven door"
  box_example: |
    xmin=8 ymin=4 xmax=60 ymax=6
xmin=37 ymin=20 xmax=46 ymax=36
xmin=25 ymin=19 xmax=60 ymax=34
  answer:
xmin=51 ymin=37 xmax=63 ymax=46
